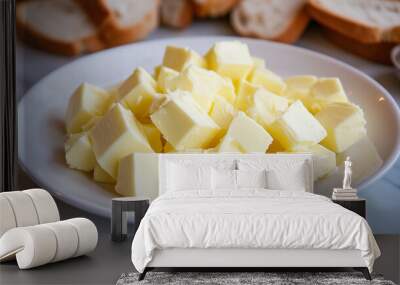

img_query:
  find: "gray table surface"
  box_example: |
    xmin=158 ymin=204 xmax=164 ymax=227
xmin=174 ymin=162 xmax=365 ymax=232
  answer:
xmin=3 ymin=19 xmax=400 ymax=285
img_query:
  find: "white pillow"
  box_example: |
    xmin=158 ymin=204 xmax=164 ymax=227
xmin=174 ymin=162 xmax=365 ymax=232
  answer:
xmin=167 ymin=163 xmax=212 ymax=191
xmin=266 ymin=168 xmax=307 ymax=191
xmin=212 ymin=168 xmax=237 ymax=190
xmin=236 ymin=169 xmax=268 ymax=189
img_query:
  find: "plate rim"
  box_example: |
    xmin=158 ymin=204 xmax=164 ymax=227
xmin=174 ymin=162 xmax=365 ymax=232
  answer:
xmin=18 ymin=36 xmax=400 ymax=217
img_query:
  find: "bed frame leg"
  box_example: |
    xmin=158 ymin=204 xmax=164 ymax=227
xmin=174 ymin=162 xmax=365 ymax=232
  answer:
xmin=138 ymin=268 xmax=148 ymax=281
xmin=354 ymin=267 xmax=371 ymax=280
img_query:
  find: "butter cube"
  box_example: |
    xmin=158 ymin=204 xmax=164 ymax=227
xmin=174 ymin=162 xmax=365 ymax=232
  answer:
xmin=115 ymin=153 xmax=159 ymax=199
xmin=163 ymin=142 xmax=176 ymax=153
xmin=153 ymin=65 xmax=162 ymax=79
xmin=291 ymin=144 xmax=336 ymax=180
xmin=336 ymin=136 xmax=382 ymax=183
xmin=162 ymin=45 xmax=206 ymax=72
xmin=246 ymin=87 xmax=290 ymax=129
xmin=118 ymin=68 xmax=161 ymax=121
xmin=81 ymin=115 xmax=102 ymax=132
xmin=156 ymin=66 xmax=179 ymax=93
xmin=206 ymin=41 xmax=254 ymax=81
xmin=65 ymin=83 xmax=110 ymax=134
xmin=65 ymin=133 xmax=96 ymax=172
xmin=150 ymin=91 xmax=220 ymax=150
xmin=166 ymin=65 xmax=223 ymax=112
xmin=209 ymin=96 xmax=236 ymax=130
xmin=248 ymin=68 xmax=286 ymax=95
xmin=269 ymin=101 xmax=327 ymax=150
xmin=235 ymin=80 xmax=258 ymax=111
xmin=217 ymin=135 xmax=243 ymax=153
xmin=118 ymin=67 xmax=156 ymax=98
xmin=217 ymin=77 xmax=236 ymax=104
xmin=141 ymin=123 xmax=163 ymax=153
xmin=90 ymin=104 xmax=153 ymax=178
xmin=93 ymin=162 xmax=115 ymax=184
xmin=283 ymin=75 xmax=317 ymax=111
xmin=315 ymin=102 xmax=366 ymax=153
xmin=310 ymin=78 xmax=348 ymax=113
xmin=224 ymin=111 xmax=273 ymax=153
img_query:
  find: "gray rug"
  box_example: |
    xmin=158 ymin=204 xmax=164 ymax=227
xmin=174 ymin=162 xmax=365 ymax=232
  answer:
xmin=116 ymin=272 xmax=396 ymax=285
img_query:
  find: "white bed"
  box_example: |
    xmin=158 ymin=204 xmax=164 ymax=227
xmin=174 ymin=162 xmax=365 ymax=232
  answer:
xmin=131 ymin=154 xmax=380 ymax=280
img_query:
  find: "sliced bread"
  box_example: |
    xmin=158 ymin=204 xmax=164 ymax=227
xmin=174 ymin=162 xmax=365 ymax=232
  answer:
xmin=16 ymin=0 xmax=104 ymax=56
xmin=231 ymin=0 xmax=309 ymax=43
xmin=323 ymin=27 xmax=395 ymax=65
xmin=308 ymin=0 xmax=400 ymax=43
xmin=77 ymin=0 xmax=160 ymax=47
xmin=193 ymin=0 xmax=239 ymax=18
xmin=161 ymin=0 xmax=193 ymax=29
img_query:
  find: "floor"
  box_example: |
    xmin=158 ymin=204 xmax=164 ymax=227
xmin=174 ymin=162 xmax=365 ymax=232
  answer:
xmin=1 ymin=200 xmax=399 ymax=285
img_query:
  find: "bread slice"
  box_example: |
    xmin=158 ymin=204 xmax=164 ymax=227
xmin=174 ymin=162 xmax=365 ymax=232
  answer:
xmin=77 ymin=0 xmax=160 ymax=47
xmin=193 ymin=0 xmax=239 ymax=18
xmin=161 ymin=0 xmax=193 ymax=29
xmin=231 ymin=0 xmax=309 ymax=44
xmin=308 ymin=0 xmax=400 ymax=44
xmin=16 ymin=0 xmax=104 ymax=56
xmin=323 ymin=27 xmax=395 ymax=65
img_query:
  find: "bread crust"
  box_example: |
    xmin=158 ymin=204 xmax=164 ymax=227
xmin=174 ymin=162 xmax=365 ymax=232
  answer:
xmin=307 ymin=0 xmax=398 ymax=44
xmin=76 ymin=0 xmax=160 ymax=47
xmin=193 ymin=0 xmax=239 ymax=18
xmin=323 ymin=27 xmax=395 ymax=65
xmin=16 ymin=2 xmax=104 ymax=56
xmin=161 ymin=0 xmax=193 ymax=29
xmin=231 ymin=4 xmax=309 ymax=44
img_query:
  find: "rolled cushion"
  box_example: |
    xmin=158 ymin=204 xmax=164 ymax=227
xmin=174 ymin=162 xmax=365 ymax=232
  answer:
xmin=0 ymin=218 xmax=98 ymax=269
xmin=0 ymin=196 xmax=17 ymax=237
xmin=23 ymin=189 xmax=59 ymax=224
xmin=1 ymin=192 xmax=39 ymax=227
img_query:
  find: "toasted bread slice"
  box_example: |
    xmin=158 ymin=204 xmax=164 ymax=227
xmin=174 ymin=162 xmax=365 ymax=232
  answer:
xmin=77 ymin=0 xmax=160 ymax=47
xmin=193 ymin=0 xmax=239 ymax=18
xmin=161 ymin=0 xmax=193 ymax=29
xmin=16 ymin=0 xmax=104 ymax=56
xmin=231 ymin=0 xmax=309 ymax=44
xmin=323 ymin=27 xmax=395 ymax=65
xmin=308 ymin=0 xmax=400 ymax=44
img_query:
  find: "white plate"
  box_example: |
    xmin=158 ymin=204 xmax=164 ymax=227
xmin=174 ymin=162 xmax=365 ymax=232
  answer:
xmin=18 ymin=36 xmax=400 ymax=217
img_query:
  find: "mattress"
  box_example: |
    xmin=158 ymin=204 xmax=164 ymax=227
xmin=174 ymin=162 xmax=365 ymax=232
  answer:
xmin=131 ymin=189 xmax=380 ymax=273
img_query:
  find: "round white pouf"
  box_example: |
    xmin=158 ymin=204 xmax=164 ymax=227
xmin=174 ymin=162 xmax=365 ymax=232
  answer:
xmin=0 ymin=226 xmax=57 ymax=269
xmin=23 ymin=189 xmax=60 ymax=224
xmin=43 ymin=221 xmax=79 ymax=262
xmin=1 ymin=192 xmax=39 ymax=227
xmin=0 ymin=196 xmax=17 ymax=237
xmin=66 ymin=218 xmax=98 ymax=257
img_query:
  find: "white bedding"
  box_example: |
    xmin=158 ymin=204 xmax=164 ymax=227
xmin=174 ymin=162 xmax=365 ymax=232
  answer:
xmin=131 ymin=190 xmax=380 ymax=273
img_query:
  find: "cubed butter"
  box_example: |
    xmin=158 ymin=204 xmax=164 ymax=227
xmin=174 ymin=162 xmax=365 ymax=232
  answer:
xmin=283 ymin=75 xmax=317 ymax=111
xmin=141 ymin=123 xmax=163 ymax=153
xmin=217 ymin=77 xmax=236 ymax=104
xmin=235 ymin=80 xmax=258 ymax=111
xmin=65 ymin=83 xmax=110 ymax=134
xmin=269 ymin=100 xmax=327 ymax=150
xmin=209 ymin=96 xmax=236 ymax=130
xmin=156 ymin=66 xmax=179 ymax=93
xmin=290 ymin=144 xmax=336 ymax=180
xmin=93 ymin=162 xmax=115 ymax=184
xmin=206 ymin=41 xmax=254 ymax=81
xmin=252 ymin=57 xmax=266 ymax=69
xmin=81 ymin=115 xmax=102 ymax=132
xmin=336 ymin=136 xmax=382 ymax=183
xmin=90 ymin=104 xmax=153 ymax=178
xmin=248 ymin=68 xmax=286 ymax=95
xmin=163 ymin=142 xmax=176 ymax=153
xmin=166 ymin=65 xmax=223 ymax=112
xmin=65 ymin=132 xmax=96 ymax=172
xmin=310 ymin=78 xmax=348 ymax=113
xmin=246 ymin=87 xmax=290 ymax=129
xmin=119 ymin=67 xmax=156 ymax=98
xmin=162 ymin=45 xmax=206 ymax=72
xmin=315 ymin=102 xmax=366 ymax=153
xmin=217 ymin=135 xmax=243 ymax=153
xmin=223 ymin=111 xmax=273 ymax=153
xmin=150 ymin=91 xmax=220 ymax=150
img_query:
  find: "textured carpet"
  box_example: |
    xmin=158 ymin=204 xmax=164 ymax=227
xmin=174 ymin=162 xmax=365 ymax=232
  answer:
xmin=116 ymin=272 xmax=395 ymax=285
